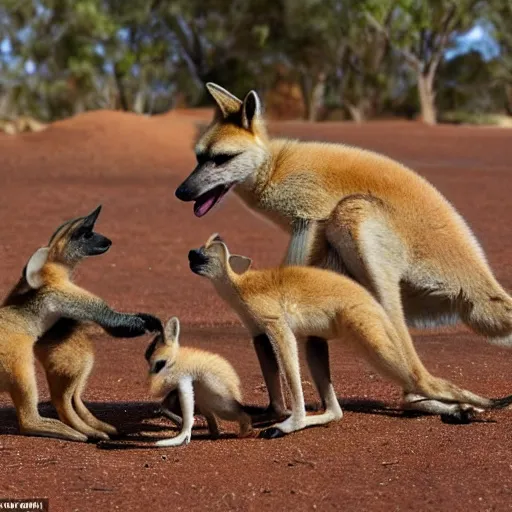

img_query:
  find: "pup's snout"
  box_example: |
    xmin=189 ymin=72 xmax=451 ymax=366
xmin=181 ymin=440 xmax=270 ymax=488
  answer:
xmin=99 ymin=235 xmax=112 ymax=250
xmin=175 ymin=183 xmax=194 ymax=201
xmin=188 ymin=249 xmax=207 ymax=266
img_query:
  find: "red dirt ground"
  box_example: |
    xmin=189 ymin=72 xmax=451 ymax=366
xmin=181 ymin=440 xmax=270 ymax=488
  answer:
xmin=0 ymin=111 xmax=511 ymax=512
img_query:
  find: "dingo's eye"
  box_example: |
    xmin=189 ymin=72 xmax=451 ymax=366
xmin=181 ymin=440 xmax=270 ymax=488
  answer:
xmin=212 ymin=153 xmax=237 ymax=166
xmin=152 ymin=360 xmax=166 ymax=374
xmin=196 ymin=153 xmax=209 ymax=166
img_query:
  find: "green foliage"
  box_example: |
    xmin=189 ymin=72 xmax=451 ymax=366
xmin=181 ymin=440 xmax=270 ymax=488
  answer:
xmin=0 ymin=0 xmax=509 ymax=122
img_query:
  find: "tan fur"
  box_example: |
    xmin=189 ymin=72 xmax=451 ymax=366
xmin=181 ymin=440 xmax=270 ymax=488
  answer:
xmin=191 ymin=236 xmax=508 ymax=436
xmin=178 ymin=84 xmax=512 ymax=414
xmin=34 ymin=325 xmax=117 ymax=439
xmin=146 ymin=317 xmax=252 ymax=446
xmin=0 ymin=207 xmax=161 ymax=442
xmin=0 ymin=264 xmax=89 ymax=442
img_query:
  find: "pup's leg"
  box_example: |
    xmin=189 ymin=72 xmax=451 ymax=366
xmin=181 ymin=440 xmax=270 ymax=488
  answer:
xmin=283 ymin=219 xmax=334 ymax=420
xmin=72 ymin=359 xmax=117 ymax=436
xmin=11 ymin=351 xmax=87 ymax=442
xmin=259 ymin=323 xmax=308 ymax=438
xmin=252 ymin=219 xmax=327 ymax=423
xmin=36 ymin=332 xmax=117 ymax=437
xmin=215 ymin=399 xmax=254 ymax=438
xmin=156 ymin=376 xmax=195 ymax=447
xmin=238 ymin=410 xmax=254 ymax=438
xmin=45 ymin=371 xmax=109 ymax=440
xmin=159 ymin=390 xmax=183 ymax=428
xmin=203 ymin=411 xmax=220 ymax=440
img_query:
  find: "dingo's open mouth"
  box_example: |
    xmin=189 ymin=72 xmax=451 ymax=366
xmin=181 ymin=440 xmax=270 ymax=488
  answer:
xmin=193 ymin=184 xmax=234 ymax=217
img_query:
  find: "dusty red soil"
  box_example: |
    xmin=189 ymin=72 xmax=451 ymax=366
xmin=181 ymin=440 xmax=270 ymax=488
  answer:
xmin=0 ymin=111 xmax=511 ymax=512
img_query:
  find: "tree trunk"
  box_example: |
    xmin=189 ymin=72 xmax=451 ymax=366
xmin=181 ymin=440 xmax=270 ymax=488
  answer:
xmin=133 ymin=89 xmax=145 ymax=114
xmin=0 ymin=92 xmax=14 ymax=119
xmin=310 ymin=72 xmax=326 ymax=121
xmin=114 ymin=65 xmax=130 ymax=111
xmin=505 ymin=84 xmax=512 ymax=117
xmin=299 ymin=71 xmax=325 ymax=122
xmin=346 ymin=102 xmax=365 ymax=123
xmin=299 ymin=73 xmax=313 ymax=121
xmin=417 ymin=72 xmax=436 ymax=125
xmin=73 ymin=96 xmax=85 ymax=116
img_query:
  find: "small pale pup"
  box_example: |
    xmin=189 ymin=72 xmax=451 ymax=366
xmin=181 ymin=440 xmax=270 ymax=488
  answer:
xmin=146 ymin=316 xmax=253 ymax=447
xmin=189 ymin=234 xmax=511 ymax=438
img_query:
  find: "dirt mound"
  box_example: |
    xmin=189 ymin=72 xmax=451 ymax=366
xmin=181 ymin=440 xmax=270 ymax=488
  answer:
xmin=0 ymin=110 xmax=199 ymax=180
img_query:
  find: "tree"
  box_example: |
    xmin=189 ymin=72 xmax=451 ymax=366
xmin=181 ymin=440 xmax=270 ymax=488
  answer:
xmin=367 ymin=0 xmax=486 ymax=124
xmin=0 ymin=0 xmax=506 ymax=124
xmin=151 ymin=0 xmax=278 ymax=106
xmin=276 ymin=0 xmax=347 ymax=121
xmin=487 ymin=0 xmax=512 ymax=115
xmin=0 ymin=0 xmax=119 ymax=120
xmin=334 ymin=1 xmax=394 ymax=122
xmin=437 ymin=50 xmax=503 ymax=115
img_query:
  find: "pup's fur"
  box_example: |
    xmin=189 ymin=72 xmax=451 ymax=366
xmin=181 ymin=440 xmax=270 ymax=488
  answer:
xmin=189 ymin=234 xmax=512 ymax=437
xmin=0 ymin=206 xmax=162 ymax=442
xmin=176 ymin=83 xmax=512 ymax=417
xmin=34 ymin=321 xmax=117 ymax=440
xmin=146 ymin=317 xmax=252 ymax=446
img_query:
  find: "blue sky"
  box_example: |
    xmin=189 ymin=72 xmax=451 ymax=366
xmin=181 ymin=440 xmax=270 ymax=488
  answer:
xmin=0 ymin=38 xmax=11 ymax=54
xmin=445 ymin=24 xmax=500 ymax=61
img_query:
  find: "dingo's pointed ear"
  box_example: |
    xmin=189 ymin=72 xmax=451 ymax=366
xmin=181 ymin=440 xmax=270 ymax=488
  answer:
xmin=241 ymin=90 xmax=262 ymax=130
xmin=164 ymin=317 xmax=180 ymax=345
xmin=25 ymin=247 xmax=49 ymax=289
xmin=206 ymin=83 xmax=242 ymax=118
xmin=229 ymin=255 xmax=252 ymax=275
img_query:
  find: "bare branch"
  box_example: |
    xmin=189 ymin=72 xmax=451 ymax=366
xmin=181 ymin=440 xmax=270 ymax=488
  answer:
xmin=425 ymin=2 xmax=458 ymax=77
xmin=365 ymin=11 xmax=422 ymax=71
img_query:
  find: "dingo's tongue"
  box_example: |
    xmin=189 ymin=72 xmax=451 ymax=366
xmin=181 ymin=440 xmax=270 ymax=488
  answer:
xmin=193 ymin=185 xmax=232 ymax=217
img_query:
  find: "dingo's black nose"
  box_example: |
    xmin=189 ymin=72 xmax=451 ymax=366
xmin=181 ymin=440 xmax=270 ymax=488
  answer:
xmin=175 ymin=183 xmax=194 ymax=201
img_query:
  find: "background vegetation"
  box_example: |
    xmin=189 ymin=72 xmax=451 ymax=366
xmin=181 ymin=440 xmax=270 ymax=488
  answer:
xmin=0 ymin=0 xmax=510 ymax=125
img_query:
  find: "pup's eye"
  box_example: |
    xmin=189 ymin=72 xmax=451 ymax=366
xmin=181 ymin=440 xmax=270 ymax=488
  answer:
xmin=83 ymin=231 xmax=93 ymax=240
xmin=152 ymin=360 xmax=166 ymax=374
xmin=212 ymin=153 xmax=236 ymax=166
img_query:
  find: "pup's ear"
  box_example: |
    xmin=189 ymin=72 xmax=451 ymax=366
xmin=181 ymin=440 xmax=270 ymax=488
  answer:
xmin=229 ymin=255 xmax=252 ymax=275
xmin=81 ymin=204 xmax=102 ymax=230
xmin=25 ymin=247 xmax=49 ymax=289
xmin=209 ymin=239 xmax=230 ymax=264
xmin=241 ymin=90 xmax=262 ymax=131
xmin=164 ymin=317 xmax=180 ymax=346
xmin=205 ymin=232 xmax=224 ymax=247
xmin=206 ymin=83 xmax=242 ymax=118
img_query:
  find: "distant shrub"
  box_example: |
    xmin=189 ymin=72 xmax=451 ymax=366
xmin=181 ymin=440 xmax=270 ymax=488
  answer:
xmin=440 ymin=111 xmax=512 ymax=127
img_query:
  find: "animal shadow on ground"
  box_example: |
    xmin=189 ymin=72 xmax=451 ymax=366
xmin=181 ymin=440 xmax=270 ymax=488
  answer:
xmin=0 ymin=395 xmax=494 ymax=448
